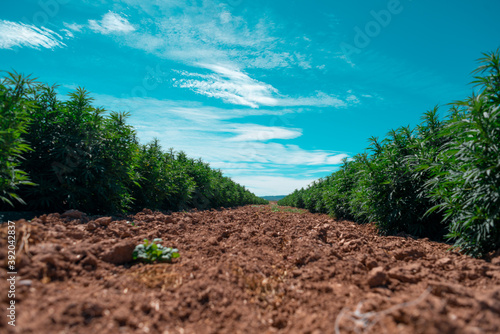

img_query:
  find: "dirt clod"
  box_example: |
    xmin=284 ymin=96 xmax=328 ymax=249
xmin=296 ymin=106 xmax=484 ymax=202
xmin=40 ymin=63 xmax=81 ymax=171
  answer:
xmin=94 ymin=216 xmax=112 ymax=226
xmin=367 ymin=266 xmax=387 ymax=287
xmin=99 ymin=240 xmax=136 ymax=264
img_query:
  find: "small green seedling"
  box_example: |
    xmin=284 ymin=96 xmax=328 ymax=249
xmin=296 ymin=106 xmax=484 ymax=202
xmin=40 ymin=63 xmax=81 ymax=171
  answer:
xmin=126 ymin=221 xmax=136 ymax=227
xmin=132 ymin=238 xmax=179 ymax=263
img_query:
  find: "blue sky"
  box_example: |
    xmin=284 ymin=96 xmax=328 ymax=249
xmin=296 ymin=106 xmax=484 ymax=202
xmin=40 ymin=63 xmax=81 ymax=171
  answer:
xmin=1 ymin=0 xmax=499 ymax=196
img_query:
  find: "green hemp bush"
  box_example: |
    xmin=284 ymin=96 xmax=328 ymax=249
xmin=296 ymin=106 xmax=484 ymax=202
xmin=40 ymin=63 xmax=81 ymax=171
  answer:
xmin=279 ymin=49 xmax=500 ymax=257
xmin=0 ymin=72 xmax=35 ymax=206
xmin=132 ymin=238 xmax=179 ymax=263
xmin=0 ymin=72 xmax=267 ymax=213
xmin=427 ymin=50 xmax=500 ymax=257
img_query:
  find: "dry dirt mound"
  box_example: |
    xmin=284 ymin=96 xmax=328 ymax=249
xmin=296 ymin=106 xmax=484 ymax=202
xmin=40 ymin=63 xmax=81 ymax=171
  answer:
xmin=1 ymin=205 xmax=500 ymax=333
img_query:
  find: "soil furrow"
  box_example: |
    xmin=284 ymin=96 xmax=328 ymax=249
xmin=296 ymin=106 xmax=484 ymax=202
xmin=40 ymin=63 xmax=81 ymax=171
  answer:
xmin=1 ymin=205 xmax=499 ymax=333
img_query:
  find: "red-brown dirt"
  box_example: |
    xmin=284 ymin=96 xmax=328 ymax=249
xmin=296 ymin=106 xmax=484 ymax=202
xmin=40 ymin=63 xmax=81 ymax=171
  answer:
xmin=1 ymin=205 xmax=500 ymax=333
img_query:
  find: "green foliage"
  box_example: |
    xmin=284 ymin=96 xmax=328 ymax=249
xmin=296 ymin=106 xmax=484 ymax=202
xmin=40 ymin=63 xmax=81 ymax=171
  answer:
xmin=0 ymin=72 xmax=265 ymax=213
xmin=352 ymin=120 xmax=444 ymax=236
xmin=132 ymin=142 xmax=195 ymax=211
xmin=0 ymin=71 xmax=35 ymax=206
xmin=279 ymin=49 xmax=500 ymax=257
xmin=132 ymin=238 xmax=180 ymax=263
xmin=131 ymin=140 xmax=267 ymax=212
xmin=427 ymin=50 xmax=500 ymax=257
xmin=14 ymin=84 xmax=139 ymax=213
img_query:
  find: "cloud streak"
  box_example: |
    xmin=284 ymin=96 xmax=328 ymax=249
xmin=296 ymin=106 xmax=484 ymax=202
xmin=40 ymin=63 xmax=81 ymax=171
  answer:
xmin=122 ymin=0 xmax=291 ymax=68
xmin=229 ymin=125 xmax=302 ymax=142
xmin=231 ymin=175 xmax=317 ymax=196
xmin=0 ymin=20 xmax=65 ymax=50
xmin=88 ymin=12 xmax=135 ymax=35
xmin=57 ymin=2 xmax=357 ymax=109
xmin=115 ymin=0 xmax=338 ymax=108
xmin=174 ymin=63 xmax=353 ymax=108
xmin=174 ymin=64 xmax=279 ymax=108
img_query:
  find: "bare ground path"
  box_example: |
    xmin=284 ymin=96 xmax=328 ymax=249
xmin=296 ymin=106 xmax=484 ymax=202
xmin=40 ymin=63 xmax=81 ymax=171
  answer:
xmin=1 ymin=205 xmax=499 ymax=333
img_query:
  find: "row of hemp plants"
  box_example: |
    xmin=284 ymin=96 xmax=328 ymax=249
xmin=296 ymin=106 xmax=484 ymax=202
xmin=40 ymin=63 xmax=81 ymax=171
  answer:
xmin=279 ymin=49 xmax=500 ymax=257
xmin=0 ymin=72 xmax=267 ymax=214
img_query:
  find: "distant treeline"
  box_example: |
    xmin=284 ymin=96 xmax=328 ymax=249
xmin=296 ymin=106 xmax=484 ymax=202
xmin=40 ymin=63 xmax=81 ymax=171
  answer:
xmin=0 ymin=73 xmax=267 ymax=214
xmin=279 ymin=49 xmax=500 ymax=257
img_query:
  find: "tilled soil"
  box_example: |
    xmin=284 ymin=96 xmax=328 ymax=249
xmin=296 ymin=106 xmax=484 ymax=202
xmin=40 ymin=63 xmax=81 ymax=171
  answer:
xmin=1 ymin=205 xmax=500 ymax=334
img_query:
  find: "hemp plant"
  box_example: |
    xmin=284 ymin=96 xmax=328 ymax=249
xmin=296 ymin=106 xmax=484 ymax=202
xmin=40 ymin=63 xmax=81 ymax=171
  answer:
xmin=132 ymin=238 xmax=179 ymax=263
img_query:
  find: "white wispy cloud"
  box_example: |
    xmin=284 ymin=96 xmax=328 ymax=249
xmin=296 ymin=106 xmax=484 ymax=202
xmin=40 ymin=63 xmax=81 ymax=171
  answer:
xmin=60 ymin=29 xmax=74 ymax=38
xmin=88 ymin=12 xmax=135 ymax=35
xmin=278 ymin=92 xmax=348 ymax=107
xmin=61 ymin=22 xmax=84 ymax=38
xmin=73 ymin=1 xmax=358 ymax=109
xmin=229 ymin=125 xmax=302 ymax=142
xmin=0 ymin=20 xmax=65 ymax=50
xmin=231 ymin=175 xmax=317 ymax=196
xmin=120 ymin=0 xmax=311 ymax=70
xmin=174 ymin=64 xmax=279 ymax=108
xmin=63 ymin=22 xmax=84 ymax=32
xmin=174 ymin=63 xmax=353 ymax=108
